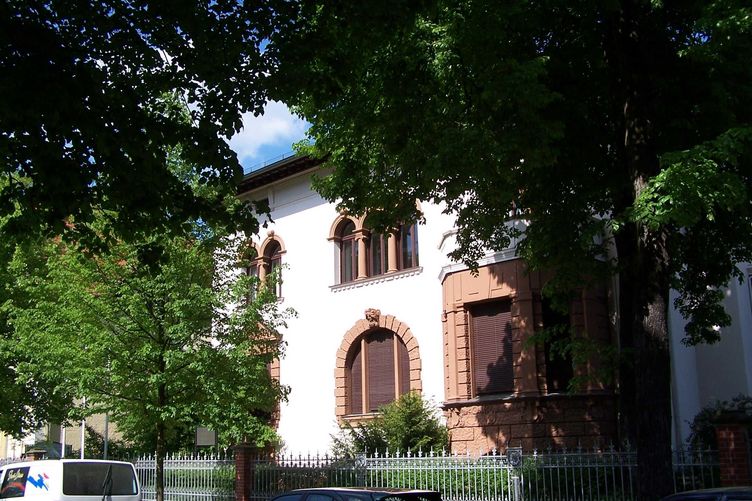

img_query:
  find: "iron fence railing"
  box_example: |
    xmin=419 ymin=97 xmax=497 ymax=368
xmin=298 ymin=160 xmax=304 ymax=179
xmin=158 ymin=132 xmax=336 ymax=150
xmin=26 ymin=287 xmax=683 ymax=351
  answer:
xmin=134 ymin=452 xmax=235 ymax=501
xmin=131 ymin=446 xmax=719 ymax=501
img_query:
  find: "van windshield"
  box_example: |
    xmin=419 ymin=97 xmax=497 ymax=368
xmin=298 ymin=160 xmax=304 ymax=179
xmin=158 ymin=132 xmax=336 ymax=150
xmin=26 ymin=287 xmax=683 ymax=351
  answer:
xmin=63 ymin=463 xmax=137 ymax=496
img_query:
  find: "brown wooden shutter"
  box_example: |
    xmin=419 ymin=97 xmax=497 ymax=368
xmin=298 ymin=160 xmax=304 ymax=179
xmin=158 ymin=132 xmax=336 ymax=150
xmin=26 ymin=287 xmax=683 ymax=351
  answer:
xmin=349 ymin=345 xmax=363 ymax=414
xmin=471 ymin=301 xmax=513 ymax=395
xmin=367 ymin=330 xmax=395 ymax=411
xmin=398 ymin=336 xmax=410 ymax=396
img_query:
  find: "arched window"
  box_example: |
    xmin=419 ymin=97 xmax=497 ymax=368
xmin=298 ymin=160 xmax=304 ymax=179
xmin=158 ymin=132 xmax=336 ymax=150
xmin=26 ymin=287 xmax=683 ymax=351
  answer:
xmin=346 ymin=329 xmax=410 ymax=415
xmin=397 ymin=222 xmax=419 ymax=270
xmin=339 ymin=220 xmax=358 ymax=283
xmin=265 ymin=240 xmax=283 ymax=298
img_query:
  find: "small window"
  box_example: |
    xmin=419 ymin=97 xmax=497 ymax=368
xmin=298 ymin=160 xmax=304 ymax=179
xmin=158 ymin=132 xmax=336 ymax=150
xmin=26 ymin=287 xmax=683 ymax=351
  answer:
xmin=397 ymin=223 xmax=419 ymax=270
xmin=369 ymin=230 xmax=387 ymax=277
xmin=471 ymin=301 xmax=513 ymax=395
xmin=339 ymin=220 xmax=358 ymax=283
xmin=265 ymin=240 xmax=283 ymax=298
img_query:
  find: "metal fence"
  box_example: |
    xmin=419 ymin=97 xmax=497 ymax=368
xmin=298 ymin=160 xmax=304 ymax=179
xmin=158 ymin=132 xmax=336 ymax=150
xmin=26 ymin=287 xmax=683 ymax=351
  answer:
xmin=134 ymin=452 xmax=235 ymax=501
xmin=133 ymin=446 xmax=719 ymax=501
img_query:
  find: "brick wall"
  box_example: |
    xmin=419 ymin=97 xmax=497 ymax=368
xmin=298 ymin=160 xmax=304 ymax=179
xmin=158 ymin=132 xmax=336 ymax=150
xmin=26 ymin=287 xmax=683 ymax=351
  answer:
xmin=445 ymin=393 xmax=617 ymax=453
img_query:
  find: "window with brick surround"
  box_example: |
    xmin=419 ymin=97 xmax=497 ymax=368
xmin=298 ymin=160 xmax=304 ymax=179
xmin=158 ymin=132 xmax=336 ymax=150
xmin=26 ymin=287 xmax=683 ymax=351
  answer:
xmin=542 ymin=298 xmax=574 ymax=393
xmin=347 ymin=329 xmax=410 ymax=414
xmin=470 ymin=301 xmax=513 ymax=395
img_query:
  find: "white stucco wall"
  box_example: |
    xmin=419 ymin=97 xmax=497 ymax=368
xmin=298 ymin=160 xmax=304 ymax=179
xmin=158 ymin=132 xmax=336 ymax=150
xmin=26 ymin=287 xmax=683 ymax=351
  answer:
xmin=246 ymin=169 xmax=454 ymax=454
xmin=668 ymin=263 xmax=752 ymax=445
xmin=246 ymin=166 xmax=752 ymax=453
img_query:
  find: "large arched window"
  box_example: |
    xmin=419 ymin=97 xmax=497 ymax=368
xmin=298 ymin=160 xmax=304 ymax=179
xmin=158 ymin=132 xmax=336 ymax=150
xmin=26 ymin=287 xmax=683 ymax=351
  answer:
xmin=339 ymin=220 xmax=358 ymax=283
xmin=347 ymin=329 xmax=410 ymax=415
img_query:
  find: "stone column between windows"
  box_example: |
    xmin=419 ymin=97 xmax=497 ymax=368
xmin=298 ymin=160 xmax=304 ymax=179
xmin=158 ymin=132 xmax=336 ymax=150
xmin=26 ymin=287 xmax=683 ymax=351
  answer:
xmin=513 ymin=291 xmax=539 ymax=396
xmin=387 ymin=231 xmax=398 ymax=273
xmin=257 ymin=258 xmax=268 ymax=282
xmin=357 ymin=235 xmax=368 ymax=279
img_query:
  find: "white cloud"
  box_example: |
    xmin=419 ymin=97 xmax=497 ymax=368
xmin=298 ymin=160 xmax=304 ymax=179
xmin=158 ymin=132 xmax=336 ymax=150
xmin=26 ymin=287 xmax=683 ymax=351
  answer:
xmin=229 ymin=101 xmax=308 ymax=167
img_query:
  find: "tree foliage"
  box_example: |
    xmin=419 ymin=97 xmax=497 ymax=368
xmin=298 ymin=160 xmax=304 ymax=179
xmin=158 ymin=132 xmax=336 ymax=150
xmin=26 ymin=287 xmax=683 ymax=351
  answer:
xmin=270 ymin=1 xmax=752 ymax=498
xmin=331 ymin=392 xmax=448 ymax=457
xmin=3 ymin=230 xmax=292 ymax=499
xmin=0 ymin=233 xmax=74 ymax=437
xmin=0 ymin=1 xmax=294 ymax=245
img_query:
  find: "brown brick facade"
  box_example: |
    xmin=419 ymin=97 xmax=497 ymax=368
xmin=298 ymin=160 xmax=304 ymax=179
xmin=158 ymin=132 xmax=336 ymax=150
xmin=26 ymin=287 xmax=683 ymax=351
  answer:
xmin=442 ymin=258 xmax=616 ymax=452
xmin=445 ymin=394 xmax=617 ymax=453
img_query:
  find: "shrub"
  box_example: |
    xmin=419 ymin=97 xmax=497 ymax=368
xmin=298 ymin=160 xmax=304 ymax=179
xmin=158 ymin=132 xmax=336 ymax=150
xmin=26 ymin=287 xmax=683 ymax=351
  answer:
xmin=687 ymin=394 xmax=752 ymax=449
xmin=331 ymin=392 xmax=448 ymax=457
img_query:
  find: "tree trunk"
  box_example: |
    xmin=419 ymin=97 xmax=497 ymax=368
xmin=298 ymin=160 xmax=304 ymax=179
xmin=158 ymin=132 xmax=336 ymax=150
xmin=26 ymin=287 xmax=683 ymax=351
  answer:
xmin=155 ymin=388 xmax=166 ymax=501
xmin=616 ymin=227 xmax=674 ymax=500
xmin=607 ymin=1 xmax=676 ymax=498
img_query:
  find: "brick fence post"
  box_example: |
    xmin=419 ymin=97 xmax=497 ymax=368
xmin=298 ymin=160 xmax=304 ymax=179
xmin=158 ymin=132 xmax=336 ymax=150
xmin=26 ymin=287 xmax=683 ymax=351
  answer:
xmin=714 ymin=411 xmax=752 ymax=487
xmin=233 ymin=443 xmax=257 ymax=501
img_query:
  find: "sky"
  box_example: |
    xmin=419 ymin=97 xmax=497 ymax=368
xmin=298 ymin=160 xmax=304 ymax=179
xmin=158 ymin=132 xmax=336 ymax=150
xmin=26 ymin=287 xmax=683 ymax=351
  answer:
xmin=229 ymin=100 xmax=309 ymax=174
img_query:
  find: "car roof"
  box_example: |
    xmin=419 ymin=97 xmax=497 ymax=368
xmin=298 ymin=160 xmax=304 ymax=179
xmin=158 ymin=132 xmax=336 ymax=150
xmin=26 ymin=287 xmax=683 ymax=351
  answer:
xmin=278 ymin=487 xmax=441 ymax=499
xmin=291 ymin=488 xmax=438 ymax=493
xmin=663 ymin=487 xmax=752 ymax=500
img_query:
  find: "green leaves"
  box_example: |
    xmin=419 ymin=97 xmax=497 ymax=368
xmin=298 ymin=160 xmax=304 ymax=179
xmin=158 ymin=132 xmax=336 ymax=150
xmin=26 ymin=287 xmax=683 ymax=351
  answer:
xmin=331 ymin=392 xmax=448 ymax=457
xmin=0 ymin=1 xmax=291 ymax=246
xmin=632 ymin=128 xmax=751 ymax=229
xmin=4 ymin=232 xmax=293 ymax=450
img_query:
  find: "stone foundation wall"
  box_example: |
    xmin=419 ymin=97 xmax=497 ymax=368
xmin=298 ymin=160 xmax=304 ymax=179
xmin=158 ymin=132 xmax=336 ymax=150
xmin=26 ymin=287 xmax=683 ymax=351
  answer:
xmin=445 ymin=393 xmax=617 ymax=453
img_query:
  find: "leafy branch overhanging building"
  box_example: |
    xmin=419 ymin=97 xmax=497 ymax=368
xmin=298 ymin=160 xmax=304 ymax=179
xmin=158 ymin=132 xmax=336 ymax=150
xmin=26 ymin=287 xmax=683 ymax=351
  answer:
xmin=235 ymin=154 xmax=752 ymax=454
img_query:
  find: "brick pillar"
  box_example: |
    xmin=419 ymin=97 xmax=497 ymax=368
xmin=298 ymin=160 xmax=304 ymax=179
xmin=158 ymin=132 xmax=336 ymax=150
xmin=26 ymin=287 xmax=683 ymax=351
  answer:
xmin=233 ymin=443 xmax=257 ymax=501
xmin=714 ymin=413 xmax=752 ymax=487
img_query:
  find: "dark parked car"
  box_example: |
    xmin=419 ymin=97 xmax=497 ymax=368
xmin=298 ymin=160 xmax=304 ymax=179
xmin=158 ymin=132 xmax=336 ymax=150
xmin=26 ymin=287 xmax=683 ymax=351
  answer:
xmin=662 ymin=487 xmax=752 ymax=501
xmin=270 ymin=488 xmax=442 ymax=501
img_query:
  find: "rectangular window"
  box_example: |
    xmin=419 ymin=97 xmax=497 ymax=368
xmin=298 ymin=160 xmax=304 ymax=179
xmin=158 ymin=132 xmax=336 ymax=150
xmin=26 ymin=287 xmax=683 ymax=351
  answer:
xmin=63 ymin=462 xmax=138 ymax=496
xmin=367 ymin=332 xmax=396 ymax=411
xmin=542 ymin=298 xmax=574 ymax=393
xmin=370 ymin=233 xmax=386 ymax=276
xmin=471 ymin=301 xmax=513 ymax=395
xmin=399 ymin=224 xmax=419 ymax=269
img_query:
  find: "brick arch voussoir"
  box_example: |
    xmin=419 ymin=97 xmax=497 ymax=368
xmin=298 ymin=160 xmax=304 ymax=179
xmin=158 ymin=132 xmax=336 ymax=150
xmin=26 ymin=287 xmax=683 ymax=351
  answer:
xmin=335 ymin=311 xmax=423 ymax=420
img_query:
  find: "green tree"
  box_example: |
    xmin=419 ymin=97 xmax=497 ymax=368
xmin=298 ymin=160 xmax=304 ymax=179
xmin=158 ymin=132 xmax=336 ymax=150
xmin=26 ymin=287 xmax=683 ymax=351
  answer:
xmin=0 ymin=1 xmax=295 ymax=244
xmin=332 ymin=392 xmax=448 ymax=457
xmin=270 ymin=1 xmax=752 ymax=498
xmin=0 ymin=233 xmax=74 ymax=437
xmin=5 ymin=231 xmax=292 ymax=501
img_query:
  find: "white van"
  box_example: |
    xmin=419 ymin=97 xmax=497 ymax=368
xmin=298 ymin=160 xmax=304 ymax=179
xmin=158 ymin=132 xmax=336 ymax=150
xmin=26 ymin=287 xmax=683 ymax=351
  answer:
xmin=0 ymin=459 xmax=141 ymax=501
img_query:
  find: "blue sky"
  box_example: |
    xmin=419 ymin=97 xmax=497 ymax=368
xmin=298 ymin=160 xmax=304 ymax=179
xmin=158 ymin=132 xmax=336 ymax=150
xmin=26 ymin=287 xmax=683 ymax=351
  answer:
xmin=229 ymin=101 xmax=309 ymax=173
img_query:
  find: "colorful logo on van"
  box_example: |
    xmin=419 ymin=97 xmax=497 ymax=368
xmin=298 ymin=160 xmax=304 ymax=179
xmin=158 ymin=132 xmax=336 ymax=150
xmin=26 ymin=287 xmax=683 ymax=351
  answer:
xmin=0 ymin=467 xmax=30 ymax=498
xmin=28 ymin=473 xmax=49 ymax=491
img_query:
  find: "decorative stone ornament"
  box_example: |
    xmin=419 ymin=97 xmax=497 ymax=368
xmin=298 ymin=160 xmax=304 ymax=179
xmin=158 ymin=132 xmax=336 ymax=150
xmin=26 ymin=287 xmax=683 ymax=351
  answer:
xmin=365 ymin=308 xmax=381 ymax=326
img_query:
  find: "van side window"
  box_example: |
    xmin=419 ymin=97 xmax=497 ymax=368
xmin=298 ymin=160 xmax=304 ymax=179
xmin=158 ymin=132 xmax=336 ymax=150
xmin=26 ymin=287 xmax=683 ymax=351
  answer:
xmin=63 ymin=463 xmax=137 ymax=496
